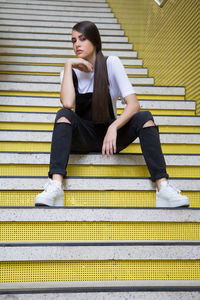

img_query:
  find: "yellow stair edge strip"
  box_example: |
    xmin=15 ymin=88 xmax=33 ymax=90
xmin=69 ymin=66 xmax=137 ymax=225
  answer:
xmin=0 ymin=191 xmax=199 ymax=208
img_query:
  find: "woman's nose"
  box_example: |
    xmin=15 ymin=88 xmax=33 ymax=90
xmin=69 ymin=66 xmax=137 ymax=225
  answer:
xmin=75 ymin=40 xmax=81 ymax=47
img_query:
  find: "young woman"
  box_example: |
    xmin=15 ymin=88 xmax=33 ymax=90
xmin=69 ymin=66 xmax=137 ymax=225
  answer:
xmin=35 ymin=21 xmax=189 ymax=208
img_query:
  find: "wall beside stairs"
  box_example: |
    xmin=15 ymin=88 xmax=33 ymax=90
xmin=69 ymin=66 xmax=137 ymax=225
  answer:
xmin=107 ymin=0 xmax=200 ymax=114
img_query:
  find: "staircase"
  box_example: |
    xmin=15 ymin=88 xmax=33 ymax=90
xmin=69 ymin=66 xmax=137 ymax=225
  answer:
xmin=0 ymin=0 xmax=200 ymax=298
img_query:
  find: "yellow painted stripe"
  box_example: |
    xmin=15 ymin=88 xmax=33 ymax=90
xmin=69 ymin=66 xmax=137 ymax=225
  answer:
xmin=0 ymin=191 xmax=199 ymax=208
xmin=0 ymin=62 xmax=143 ymax=68
xmin=0 ymin=106 xmax=195 ymax=116
xmin=121 ymin=144 xmax=200 ymax=154
xmin=0 ymin=71 xmax=59 ymax=76
xmin=0 ymin=165 xmax=199 ymax=178
xmin=1 ymin=260 xmax=200 ymax=282
xmin=0 ymin=53 xmax=75 ymax=58
xmin=1 ymin=122 xmax=199 ymax=133
xmin=0 ymin=106 xmax=61 ymax=113
xmin=0 ymin=91 xmax=60 ymax=97
xmin=0 ymin=62 xmax=64 ymax=66
xmin=1 ymin=142 xmax=199 ymax=154
xmin=1 ymin=106 xmax=195 ymax=117
xmin=1 ymin=222 xmax=200 ymax=241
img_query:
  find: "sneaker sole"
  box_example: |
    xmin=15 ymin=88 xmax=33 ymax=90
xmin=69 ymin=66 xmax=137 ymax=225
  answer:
xmin=156 ymin=198 xmax=190 ymax=208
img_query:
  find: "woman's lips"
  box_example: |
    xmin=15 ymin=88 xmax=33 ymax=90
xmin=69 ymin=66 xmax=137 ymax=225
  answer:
xmin=76 ymin=50 xmax=83 ymax=54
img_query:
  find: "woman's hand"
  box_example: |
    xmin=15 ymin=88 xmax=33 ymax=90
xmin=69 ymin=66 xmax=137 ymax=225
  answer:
xmin=102 ymin=124 xmax=117 ymax=158
xmin=65 ymin=58 xmax=93 ymax=73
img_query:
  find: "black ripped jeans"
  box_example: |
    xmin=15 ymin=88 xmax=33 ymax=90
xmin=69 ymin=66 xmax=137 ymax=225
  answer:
xmin=48 ymin=108 xmax=168 ymax=182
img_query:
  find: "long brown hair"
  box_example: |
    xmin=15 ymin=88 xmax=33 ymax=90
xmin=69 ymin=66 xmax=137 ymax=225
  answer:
xmin=72 ymin=21 xmax=110 ymax=124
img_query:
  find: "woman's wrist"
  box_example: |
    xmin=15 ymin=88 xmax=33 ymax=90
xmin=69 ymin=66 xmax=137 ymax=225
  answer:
xmin=64 ymin=60 xmax=73 ymax=69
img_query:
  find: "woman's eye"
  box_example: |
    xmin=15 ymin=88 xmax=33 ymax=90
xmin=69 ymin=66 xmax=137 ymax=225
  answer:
xmin=80 ymin=36 xmax=86 ymax=41
xmin=72 ymin=39 xmax=76 ymax=44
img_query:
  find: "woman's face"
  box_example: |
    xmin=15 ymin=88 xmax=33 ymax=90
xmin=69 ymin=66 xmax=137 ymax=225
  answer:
xmin=72 ymin=30 xmax=96 ymax=63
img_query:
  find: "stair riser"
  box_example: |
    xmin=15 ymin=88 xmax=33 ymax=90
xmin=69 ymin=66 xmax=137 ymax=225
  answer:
xmin=1 ymin=142 xmax=199 ymax=154
xmin=0 ymin=8 xmax=114 ymax=17
xmin=0 ymin=32 xmax=126 ymax=41
xmin=0 ymin=3 xmax=111 ymax=12
xmin=0 ymin=40 xmax=133 ymax=50
xmin=0 ymin=164 xmax=199 ymax=178
xmin=0 ymin=106 xmax=195 ymax=116
xmin=0 ymin=56 xmax=143 ymax=66
xmin=0 ymin=15 xmax=117 ymax=23
xmin=1 ymin=222 xmax=200 ymax=241
xmin=1 ymin=190 xmax=199 ymax=207
xmin=1 ymin=260 xmax=199 ymax=282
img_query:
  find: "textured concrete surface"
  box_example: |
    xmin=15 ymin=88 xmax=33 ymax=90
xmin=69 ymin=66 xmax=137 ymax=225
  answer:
xmin=1 ymin=112 xmax=199 ymax=126
xmin=1 ymin=207 xmax=199 ymax=222
xmin=0 ymin=96 xmax=194 ymax=110
xmin=1 ymin=245 xmax=200 ymax=261
xmin=0 ymin=291 xmax=200 ymax=300
xmin=1 ymin=177 xmax=199 ymax=191
xmin=0 ymin=74 xmax=152 ymax=85
xmin=0 ymin=177 xmax=199 ymax=191
xmin=1 ymin=152 xmax=199 ymax=166
xmin=1 ymin=131 xmax=198 ymax=143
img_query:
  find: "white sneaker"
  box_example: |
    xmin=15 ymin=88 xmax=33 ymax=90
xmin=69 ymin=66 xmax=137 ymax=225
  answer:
xmin=35 ymin=179 xmax=64 ymax=207
xmin=156 ymin=181 xmax=189 ymax=208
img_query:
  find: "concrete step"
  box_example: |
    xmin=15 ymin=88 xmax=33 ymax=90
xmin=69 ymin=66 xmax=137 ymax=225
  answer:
xmin=0 ymin=2 xmax=111 ymax=12
xmin=1 ymin=153 xmax=199 ymax=166
xmin=0 ymin=55 xmax=143 ymax=66
xmin=0 ymin=82 xmax=185 ymax=95
xmin=0 ymin=14 xmax=117 ymax=24
xmin=0 ymin=73 xmax=153 ymax=87
xmin=0 ymin=290 xmax=199 ymax=299
xmin=119 ymin=99 xmax=195 ymax=110
xmin=0 ymin=17 xmax=119 ymax=28
xmin=1 ymin=207 xmax=199 ymax=221
xmin=1 ymin=112 xmax=199 ymax=126
xmin=0 ymin=96 xmax=195 ymax=111
xmin=0 ymin=47 xmax=136 ymax=57
xmin=0 ymin=64 xmax=147 ymax=75
xmin=1 ymin=130 xmax=198 ymax=143
xmin=0 ymin=39 xmax=133 ymax=50
xmin=0 ymin=25 xmax=123 ymax=35
xmin=0 ymin=31 xmax=127 ymax=42
xmin=0 ymin=177 xmax=199 ymax=191
xmin=1 ymin=242 xmax=200 ymax=261
xmin=0 ymin=0 xmax=109 ymax=7
xmin=0 ymin=8 xmax=114 ymax=18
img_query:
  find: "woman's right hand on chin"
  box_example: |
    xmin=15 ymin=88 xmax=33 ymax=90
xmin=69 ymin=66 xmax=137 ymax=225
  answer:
xmin=65 ymin=58 xmax=93 ymax=73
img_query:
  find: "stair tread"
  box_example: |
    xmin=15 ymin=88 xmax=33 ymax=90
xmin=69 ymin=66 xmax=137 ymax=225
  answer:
xmin=1 ymin=153 xmax=200 ymax=166
xmin=1 ymin=207 xmax=199 ymax=222
xmin=1 ymin=244 xmax=200 ymax=261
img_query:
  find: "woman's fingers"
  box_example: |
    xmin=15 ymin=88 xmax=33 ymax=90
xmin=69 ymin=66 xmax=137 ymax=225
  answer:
xmin=72 ymin=59 xmax=93 ymax=72
xmin=102 ymin=138 xmax=116 ymax=158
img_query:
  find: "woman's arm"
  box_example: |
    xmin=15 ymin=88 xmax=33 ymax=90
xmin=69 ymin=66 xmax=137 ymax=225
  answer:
xmin=60 ymin=61 xmax=76 ymax=109
xmin=60 ymin=58 xmax=93 ymax=109
xmin=102 ymin=93 xmax=140 ymax=157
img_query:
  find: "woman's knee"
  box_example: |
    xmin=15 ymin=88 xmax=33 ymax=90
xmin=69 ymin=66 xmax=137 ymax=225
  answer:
xmin=133 ymin=110 xmax=154 ymax=126
xmin=55 ymin=108 xmax=73 ymax=124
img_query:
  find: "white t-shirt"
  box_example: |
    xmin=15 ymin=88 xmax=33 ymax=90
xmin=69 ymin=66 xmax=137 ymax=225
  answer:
xmin=60 ymin=56 xmax=136 ymax=117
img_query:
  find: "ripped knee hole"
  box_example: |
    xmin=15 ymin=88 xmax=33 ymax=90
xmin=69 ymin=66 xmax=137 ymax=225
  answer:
xmin=56 ymin=116 xmax=71 ymax=124
xmin=142 ymin=120 xmax=156 ymax=128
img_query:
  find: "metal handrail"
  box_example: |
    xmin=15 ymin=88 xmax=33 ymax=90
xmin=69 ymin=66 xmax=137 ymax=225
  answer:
xmin=153 ymin=0 xmax=168 ymax=7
